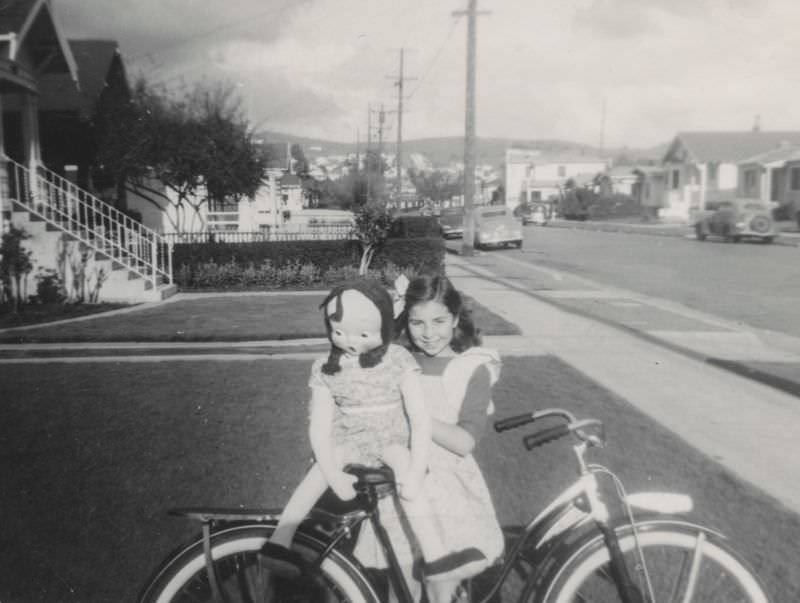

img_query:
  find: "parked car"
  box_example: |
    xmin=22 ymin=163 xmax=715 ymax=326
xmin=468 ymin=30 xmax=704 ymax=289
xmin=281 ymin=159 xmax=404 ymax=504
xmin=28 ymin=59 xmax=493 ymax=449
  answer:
xmin=438 ymin=206 xmax=464 ymax=239
xmin=526 ymin=202 xmax=551 ymax=226
xmin=473 ymin=205 xmax=523 ymax=249
xmin=694 ymin=199 xmax=777 ymax=244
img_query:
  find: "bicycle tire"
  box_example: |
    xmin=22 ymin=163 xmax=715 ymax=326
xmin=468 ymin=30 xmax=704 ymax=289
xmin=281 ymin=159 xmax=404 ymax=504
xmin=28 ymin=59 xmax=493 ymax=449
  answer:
xmin=139 ymin=524 xmax=380 ymax=603
xmin=537 ymin=520 xmax=770 ymax=603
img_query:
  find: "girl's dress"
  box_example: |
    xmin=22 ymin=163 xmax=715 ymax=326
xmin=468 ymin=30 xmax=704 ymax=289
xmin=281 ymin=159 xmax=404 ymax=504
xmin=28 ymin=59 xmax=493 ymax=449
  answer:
xmin=352 ymin=346 xmax=505 ymax=570
xmin=308 ymin=343 xmax=419 ymax=466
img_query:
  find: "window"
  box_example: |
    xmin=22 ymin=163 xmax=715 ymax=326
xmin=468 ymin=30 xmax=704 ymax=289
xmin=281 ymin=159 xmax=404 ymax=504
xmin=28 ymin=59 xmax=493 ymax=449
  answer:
xmin=791 ymin=167 xmax=800 ymax=191
xmin=671 ymin=170 xmax=680 ymax=189
xmin=708 ymin=163 xmax=718 ymax=181
xmin=744 ymin=169 xmax=757 ymax=193
xmin=644 ymin=182 xmax=651 ymax=199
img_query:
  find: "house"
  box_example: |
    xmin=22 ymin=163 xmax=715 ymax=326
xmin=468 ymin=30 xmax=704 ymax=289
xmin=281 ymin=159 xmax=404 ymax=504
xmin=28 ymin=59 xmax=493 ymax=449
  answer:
xmin=660 ymin=131 xmax=800 ymax=221
xmin=504 ymin=148 xmax=608 ymax=208
xmin=737 ymin=145 xmax=800 ymax=221
xmin=1 ymin=0 xmax=174 ymax=302
xmin=631 ymin=166 xmax=666 ymax=220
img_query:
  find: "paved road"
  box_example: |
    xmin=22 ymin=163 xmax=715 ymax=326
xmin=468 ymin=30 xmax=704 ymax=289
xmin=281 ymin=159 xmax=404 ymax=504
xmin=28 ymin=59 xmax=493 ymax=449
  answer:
xmin=513 ymin=224 xmax=800 ymax=337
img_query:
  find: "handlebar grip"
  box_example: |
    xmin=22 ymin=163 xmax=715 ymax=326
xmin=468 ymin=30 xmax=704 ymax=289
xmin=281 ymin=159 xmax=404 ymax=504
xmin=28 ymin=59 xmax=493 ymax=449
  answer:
xmin=523 ymin=425 xmax=571 ymax=450
xmin=494 ymin=413 xmax=534 ymax=432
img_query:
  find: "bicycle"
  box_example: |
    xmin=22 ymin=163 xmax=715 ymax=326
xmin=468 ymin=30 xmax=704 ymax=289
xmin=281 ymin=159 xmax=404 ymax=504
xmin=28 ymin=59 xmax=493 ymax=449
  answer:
xmin=139 ymin=408 xmax=770 ymax=603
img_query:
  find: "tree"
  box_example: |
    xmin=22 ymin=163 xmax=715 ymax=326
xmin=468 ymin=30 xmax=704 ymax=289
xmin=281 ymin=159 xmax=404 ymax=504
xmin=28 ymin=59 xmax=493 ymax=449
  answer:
xmin=353 ymin=200 xmax=394 ymax=275
xmin=93 ymin=79 xmax=265 ymax=232
xmin=407 ymin=168 xmax=463 ymax=204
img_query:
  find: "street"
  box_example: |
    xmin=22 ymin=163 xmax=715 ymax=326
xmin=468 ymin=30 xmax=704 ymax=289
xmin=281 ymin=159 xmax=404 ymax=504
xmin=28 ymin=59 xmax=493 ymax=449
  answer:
xmin=500 ymin=225 xmax=800 ymax=337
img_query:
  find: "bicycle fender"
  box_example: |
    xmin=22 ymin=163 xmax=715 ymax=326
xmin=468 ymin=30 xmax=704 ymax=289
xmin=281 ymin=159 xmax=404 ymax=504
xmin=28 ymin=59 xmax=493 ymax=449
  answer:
xmin=625 ymin=491 xmax=693 ymax=515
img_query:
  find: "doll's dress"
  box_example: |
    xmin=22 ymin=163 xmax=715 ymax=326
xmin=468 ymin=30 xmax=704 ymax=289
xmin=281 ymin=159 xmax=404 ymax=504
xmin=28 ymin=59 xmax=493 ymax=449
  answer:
xmin=352 ymin=346 xmax=505 ymax=570
xmin=309 ymin=343 xmax=419 ymax=466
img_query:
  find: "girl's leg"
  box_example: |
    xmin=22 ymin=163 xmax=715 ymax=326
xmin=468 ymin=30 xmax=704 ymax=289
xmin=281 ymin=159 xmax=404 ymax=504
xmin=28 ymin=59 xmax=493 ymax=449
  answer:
xmin=382 ymin=446 xmax=486 ymax=584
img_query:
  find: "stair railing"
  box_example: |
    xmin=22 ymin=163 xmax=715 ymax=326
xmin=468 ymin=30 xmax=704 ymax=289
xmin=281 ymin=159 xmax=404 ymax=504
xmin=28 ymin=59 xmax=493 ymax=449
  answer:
xmin=3 ymin=157 xmax=173 ymax=287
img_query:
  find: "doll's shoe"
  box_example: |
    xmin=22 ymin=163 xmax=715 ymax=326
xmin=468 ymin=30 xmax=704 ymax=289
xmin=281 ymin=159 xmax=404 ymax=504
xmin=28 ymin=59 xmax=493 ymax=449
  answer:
xmin=425 ymin=548 xmax=488 ymax=583
xmin=258 ymin=542 xmax=307 ymax=579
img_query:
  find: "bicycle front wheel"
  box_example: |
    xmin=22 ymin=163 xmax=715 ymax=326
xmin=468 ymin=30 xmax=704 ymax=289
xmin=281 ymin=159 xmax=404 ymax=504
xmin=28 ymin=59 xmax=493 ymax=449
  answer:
xmin=539 ymin=520 xmax=770 ymax=603
xmin=140 ymin=524 xmax=380 ymax=603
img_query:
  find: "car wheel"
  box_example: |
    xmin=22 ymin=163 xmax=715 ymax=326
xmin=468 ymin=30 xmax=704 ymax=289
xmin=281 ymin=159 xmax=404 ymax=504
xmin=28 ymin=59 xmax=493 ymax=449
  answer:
xmin=513 ymin=240 xmax=522 ymax=249
xmin=694 ymin=223 xmax=707 ymax=241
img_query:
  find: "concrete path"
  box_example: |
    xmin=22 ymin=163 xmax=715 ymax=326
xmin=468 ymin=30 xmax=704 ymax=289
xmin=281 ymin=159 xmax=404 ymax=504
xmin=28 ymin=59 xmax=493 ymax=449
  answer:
xmin=445 ymin=253 xmax=800 ymax=516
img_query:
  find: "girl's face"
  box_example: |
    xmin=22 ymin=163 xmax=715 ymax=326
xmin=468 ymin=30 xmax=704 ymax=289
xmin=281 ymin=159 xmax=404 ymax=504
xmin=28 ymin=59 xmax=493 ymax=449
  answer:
xmin=407 ymin=300 xmax=458 ymax=357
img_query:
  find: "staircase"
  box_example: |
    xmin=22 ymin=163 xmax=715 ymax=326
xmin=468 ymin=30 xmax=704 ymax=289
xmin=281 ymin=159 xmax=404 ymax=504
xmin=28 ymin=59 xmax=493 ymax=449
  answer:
xmin=2 ymin=157 xmax=176 ymax=303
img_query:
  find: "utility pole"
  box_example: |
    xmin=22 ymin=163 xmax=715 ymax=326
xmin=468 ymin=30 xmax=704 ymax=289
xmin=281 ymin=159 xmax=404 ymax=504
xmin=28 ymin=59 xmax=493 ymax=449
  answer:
xmin=599 ymin=97 xmax=606 ymax=154
xmin=367 ymin=104 xmax=372 ymax=202
xmin=454 ymin=0 xmax=489 ymax=256
xmin=389 ymin=48 xmax=415 ymax=208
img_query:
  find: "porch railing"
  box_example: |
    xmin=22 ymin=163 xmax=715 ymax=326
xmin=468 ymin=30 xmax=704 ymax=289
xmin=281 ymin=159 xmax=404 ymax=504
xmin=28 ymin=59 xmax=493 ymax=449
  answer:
xmin=2 ymin=157 xmax=173 ymax=287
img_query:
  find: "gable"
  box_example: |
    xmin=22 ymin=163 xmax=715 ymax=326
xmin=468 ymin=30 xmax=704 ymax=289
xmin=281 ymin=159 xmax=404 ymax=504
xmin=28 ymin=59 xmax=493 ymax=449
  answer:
xmin=0 ymin=0 xmax=76 ymax=77
xmin=37 ymin=39 xmax=126 ymax=117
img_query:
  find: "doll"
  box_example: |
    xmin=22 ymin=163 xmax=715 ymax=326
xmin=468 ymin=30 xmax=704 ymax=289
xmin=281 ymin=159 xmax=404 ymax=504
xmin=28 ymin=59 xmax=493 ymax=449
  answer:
xmin=262 ymin=279 xmax=465 ymax=583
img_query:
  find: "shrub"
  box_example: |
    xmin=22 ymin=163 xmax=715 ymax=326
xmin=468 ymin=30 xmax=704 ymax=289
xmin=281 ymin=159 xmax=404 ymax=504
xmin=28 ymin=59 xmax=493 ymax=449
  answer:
xmin=389 ymin=215 xmax=441 ymax=238
xmin=172 ymin=237 xmax=445 ymax=290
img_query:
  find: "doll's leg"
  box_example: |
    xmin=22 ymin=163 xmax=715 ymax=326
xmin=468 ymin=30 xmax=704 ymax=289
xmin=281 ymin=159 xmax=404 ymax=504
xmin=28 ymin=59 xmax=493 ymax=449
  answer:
xmin=271 ymin=462 xmax=328 ymax=547
xmin=261 ymin=462 xmax=330 ymax=578
xmin=382 ymin=445 xmax=489 ymax=585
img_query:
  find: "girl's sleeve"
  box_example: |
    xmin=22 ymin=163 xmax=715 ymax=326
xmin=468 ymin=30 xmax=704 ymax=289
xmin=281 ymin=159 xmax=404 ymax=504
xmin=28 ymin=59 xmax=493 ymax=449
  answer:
xmin=456 ymin=364 xmax=492 ymax=442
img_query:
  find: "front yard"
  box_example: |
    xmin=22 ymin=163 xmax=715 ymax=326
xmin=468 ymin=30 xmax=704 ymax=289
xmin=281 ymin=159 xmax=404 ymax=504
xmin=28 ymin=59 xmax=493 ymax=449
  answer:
xmin=0 ymin=356 xmax=797 ymax=602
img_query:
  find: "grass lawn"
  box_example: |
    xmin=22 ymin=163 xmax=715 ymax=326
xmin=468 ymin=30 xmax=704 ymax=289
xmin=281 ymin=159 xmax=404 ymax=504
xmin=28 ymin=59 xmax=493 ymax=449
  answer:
xmin=0 ymin=355 xmax=796 ymax=602
xmin=0 ymin=293 xmax=520 ymax=343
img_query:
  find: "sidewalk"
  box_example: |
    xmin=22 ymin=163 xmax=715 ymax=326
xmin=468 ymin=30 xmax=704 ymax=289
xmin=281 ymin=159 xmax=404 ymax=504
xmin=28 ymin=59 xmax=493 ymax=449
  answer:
xmin=445 ymin=253 xmax=800 ymax=516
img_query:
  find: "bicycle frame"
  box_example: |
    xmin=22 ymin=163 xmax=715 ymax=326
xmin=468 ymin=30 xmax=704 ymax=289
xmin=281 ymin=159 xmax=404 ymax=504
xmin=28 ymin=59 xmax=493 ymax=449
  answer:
xmin=161 ymin=427 xmax=700 ymax=603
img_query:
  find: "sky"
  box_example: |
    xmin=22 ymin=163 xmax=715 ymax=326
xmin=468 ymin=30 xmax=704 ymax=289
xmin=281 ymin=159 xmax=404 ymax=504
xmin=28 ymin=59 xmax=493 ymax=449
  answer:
xmin=53 ymin=0 xmax=800 ymax=150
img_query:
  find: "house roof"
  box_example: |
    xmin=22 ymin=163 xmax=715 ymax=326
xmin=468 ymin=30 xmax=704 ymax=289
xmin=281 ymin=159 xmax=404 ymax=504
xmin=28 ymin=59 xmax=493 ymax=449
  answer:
xmin=668 ymin=131 xmax=800 ymax=163
xmin=37 ymin=39 xmax=122 ymax=117
xmin=279 ymin=173 xmax=302 ymax=186
xmin=740 ymin=146 xmax=800 ymax=167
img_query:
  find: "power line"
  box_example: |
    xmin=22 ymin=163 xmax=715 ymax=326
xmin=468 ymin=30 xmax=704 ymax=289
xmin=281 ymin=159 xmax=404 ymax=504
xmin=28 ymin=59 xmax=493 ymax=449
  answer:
xmin=406 ymin=17 xmax=460 ymax=101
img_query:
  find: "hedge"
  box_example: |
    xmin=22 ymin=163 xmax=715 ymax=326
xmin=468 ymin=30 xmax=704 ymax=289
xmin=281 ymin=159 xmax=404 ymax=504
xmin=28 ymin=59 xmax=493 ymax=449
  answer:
xmin=173 ymin=237 xmax=445 ymax=290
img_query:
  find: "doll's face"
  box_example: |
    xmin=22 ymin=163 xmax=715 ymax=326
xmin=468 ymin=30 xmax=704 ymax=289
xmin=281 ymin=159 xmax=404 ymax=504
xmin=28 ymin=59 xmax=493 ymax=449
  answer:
xmin=326 ymin=290 xmax=383 ymax=358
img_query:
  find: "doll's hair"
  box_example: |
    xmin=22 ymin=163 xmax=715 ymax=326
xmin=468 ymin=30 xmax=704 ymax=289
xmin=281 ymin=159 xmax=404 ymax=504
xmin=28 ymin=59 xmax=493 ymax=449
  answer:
xmin=320 ymin=279 xmax=395 ymax=375
xmin=401 ymin=273 xmax=481 ymax=353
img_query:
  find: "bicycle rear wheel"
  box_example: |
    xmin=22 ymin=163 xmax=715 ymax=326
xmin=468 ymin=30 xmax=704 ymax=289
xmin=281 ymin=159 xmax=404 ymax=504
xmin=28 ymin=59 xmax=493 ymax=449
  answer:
xmin=140 ymin=524 xmax=379 ymax=603
xmin=539 ymin=520 xmax=770 ymax=603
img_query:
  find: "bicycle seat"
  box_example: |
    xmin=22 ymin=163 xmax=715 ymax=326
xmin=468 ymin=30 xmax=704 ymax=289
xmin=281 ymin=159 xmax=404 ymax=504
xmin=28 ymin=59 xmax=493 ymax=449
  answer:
xmin=344 ymin=464 xmax=396 ymax=489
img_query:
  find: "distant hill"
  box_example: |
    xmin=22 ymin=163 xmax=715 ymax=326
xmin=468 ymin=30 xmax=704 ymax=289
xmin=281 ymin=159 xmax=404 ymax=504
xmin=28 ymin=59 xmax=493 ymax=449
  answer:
xmin=257 ymin=130 xmax=668 ymax=168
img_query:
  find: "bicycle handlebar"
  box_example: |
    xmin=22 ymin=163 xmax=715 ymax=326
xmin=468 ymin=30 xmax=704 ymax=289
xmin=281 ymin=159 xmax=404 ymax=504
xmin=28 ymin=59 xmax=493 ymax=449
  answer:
xmin=494 ymin=409 xmax=604 ymax=450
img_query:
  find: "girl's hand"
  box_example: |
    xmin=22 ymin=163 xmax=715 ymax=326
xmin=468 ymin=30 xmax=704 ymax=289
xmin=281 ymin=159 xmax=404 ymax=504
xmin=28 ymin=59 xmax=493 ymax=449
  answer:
xmin=329 ymin=471 xmax=358 ymax=501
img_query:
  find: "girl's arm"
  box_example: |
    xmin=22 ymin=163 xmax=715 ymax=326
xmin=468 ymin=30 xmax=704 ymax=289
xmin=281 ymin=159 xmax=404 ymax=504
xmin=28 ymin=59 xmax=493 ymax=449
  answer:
xmin=308 ymin=386 xmax=357 ymax=500
xmin=432 ymin=363 xmax=492 ymax=457
xmin=399 ymin=371 xmax=431 ymax=500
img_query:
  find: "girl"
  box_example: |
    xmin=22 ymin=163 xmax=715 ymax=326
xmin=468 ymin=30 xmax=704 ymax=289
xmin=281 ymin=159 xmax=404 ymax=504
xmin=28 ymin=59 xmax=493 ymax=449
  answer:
xmin=264 ymin=279 xmax=473 ymax=584
xmin=356 ymin=274 xmax=505 ymax=603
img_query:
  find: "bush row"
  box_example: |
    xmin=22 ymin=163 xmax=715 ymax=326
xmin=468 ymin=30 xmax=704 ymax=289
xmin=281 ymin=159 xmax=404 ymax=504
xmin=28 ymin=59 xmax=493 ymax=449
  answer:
xmin=173 ymin=237 xmax=445 ymax=290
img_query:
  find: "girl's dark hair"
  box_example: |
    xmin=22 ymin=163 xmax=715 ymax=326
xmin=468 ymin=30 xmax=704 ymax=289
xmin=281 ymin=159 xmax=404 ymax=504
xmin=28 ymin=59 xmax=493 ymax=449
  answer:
xmin=401 ymin=274 xmax=481 ymax=353
xmin=320 ymin=279 xmax=395 ymax=375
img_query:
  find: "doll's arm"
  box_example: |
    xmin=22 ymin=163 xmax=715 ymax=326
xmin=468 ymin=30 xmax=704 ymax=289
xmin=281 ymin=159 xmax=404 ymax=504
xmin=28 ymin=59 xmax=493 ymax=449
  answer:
xmin=309 ymin=386 xmax=357 ymax=501
xmin=398 ymin=371 xmax=431 ymax=500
